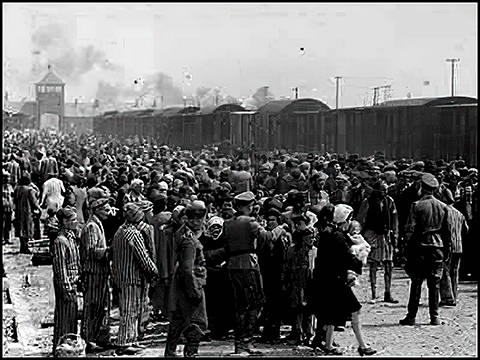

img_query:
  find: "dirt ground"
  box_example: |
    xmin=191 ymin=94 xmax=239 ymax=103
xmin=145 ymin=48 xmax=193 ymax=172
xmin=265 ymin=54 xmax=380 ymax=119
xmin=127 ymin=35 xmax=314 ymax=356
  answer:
xmin=2 ymin=237 xmax=477 ymax=358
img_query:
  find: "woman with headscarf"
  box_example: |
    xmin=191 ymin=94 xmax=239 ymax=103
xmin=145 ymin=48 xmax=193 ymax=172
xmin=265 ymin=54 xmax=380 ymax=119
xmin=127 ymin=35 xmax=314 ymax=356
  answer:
xmin=199 ymin=216 xmax=235 ymax=340
xmin=13 ymin=174 xmax=41 ymax=253
xmin=310 ymin=204 xmax=376 ymax=356
xmin=52 ymin=206 xmax=81 ymax=355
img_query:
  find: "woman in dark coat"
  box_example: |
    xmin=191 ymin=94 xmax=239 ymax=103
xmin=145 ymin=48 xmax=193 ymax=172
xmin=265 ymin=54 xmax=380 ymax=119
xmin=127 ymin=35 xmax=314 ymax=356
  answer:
xmin=311 ymin=204 xmax=376 ymax=356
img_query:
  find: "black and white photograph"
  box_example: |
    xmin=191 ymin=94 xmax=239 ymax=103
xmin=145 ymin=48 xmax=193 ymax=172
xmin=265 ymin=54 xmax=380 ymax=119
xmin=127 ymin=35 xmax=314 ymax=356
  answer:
xmin=2 ymin=2 xmax=477 ymax=357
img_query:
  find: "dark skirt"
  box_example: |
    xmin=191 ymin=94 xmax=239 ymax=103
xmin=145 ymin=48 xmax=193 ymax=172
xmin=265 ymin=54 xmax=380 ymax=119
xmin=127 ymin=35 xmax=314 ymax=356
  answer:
xmin=313 ymin=280 xmax=361 ymax=326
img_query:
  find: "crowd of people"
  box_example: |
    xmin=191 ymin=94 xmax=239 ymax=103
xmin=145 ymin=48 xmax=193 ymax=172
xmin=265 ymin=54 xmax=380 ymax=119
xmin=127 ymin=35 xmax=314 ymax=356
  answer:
xmin=2 ymin=128 xmax=477 ymax=357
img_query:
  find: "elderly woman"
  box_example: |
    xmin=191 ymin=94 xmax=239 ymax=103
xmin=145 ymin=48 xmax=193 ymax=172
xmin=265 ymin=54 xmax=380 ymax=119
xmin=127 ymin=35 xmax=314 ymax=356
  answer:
xmin=52 ymin=206 xmax=81 ymax=355
xmin=199 ymin=216 xmax=235 ymax=340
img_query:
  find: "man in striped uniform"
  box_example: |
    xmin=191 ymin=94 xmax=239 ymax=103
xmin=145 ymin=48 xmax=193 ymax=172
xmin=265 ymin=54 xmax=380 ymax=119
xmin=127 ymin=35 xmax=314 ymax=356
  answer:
xmin=135 ymin=200 xmax=156 ymax=338
xmin=52 ymin=206 xmax=81 ymax=355
xmin=79 ymin=197 xmax=112 ymax=351
xmin=112 ymin=202 xmax=159 ymax=355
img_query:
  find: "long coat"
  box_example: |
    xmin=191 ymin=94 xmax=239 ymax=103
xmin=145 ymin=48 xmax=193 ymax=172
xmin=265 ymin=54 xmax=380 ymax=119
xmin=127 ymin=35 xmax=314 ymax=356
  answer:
xmin=14 ymin=184 xmax=40 ymax=239
xmin=311 ymin=227 xmax=363 ymax=326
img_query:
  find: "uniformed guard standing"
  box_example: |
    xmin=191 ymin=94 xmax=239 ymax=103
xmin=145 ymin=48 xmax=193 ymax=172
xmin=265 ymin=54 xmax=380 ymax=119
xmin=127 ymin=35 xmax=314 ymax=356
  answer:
xmin=165 ymin=200 xmax=209 ymax=358
xmin=400 ymin=173 xmax=452 ymax=326
xmin=223 ymin=191 xmax=286 ymax=355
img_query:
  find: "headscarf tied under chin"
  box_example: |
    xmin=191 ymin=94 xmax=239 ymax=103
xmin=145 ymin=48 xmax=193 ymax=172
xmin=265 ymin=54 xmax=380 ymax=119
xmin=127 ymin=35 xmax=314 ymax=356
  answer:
xmin=124 ymin=202 xmax=144 ymax=224
xmin=333 ymin=204 xmax=354 ymax=225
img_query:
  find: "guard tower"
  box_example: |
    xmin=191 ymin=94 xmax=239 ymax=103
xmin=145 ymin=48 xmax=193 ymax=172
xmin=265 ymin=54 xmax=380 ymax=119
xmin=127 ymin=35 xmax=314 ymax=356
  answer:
xmin=35 ymin=65 xmax=65 ymax=131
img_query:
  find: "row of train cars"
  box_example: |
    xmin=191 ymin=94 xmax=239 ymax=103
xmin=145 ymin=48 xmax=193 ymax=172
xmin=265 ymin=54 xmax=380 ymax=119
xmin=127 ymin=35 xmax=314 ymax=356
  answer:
xmin=92 ymin=96 xmax=477 ymax=166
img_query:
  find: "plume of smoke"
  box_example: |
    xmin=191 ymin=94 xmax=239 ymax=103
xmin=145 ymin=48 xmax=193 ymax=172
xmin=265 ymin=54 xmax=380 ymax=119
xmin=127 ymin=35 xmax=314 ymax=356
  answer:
xmin=195 ymin=86 xmax=240 ymax=108
xmin=151 ymin=72 xmax=183 ymax=105
xmin=242 ymin=86 xmax=275 ymax=109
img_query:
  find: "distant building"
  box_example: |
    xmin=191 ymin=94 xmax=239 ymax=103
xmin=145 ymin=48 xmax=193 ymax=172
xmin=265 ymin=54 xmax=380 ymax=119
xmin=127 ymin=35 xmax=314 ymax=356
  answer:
xmin=35 ymin=66 xmax=65 ymax=131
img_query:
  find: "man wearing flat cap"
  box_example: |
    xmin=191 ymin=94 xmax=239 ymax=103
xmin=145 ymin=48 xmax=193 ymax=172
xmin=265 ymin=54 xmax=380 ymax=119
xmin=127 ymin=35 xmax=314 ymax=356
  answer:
xmin=400 ymin=173 xmax=452 ymax=326
xmin=112 ymin=202 xmax=159 ymax=355
xmin=223 ymin=191 xmax=287 ymax=354
xmin=52 ymin=206 xmax=81 ymax=355
xmin=79 ymin=196 xmax=112 ymax=351
xmin=134 ymin=200 xmax=156 ymax=338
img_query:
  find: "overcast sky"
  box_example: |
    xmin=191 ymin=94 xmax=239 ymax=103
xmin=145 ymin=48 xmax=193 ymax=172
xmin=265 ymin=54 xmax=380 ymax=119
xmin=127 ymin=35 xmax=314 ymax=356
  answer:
xmin=3 ymin=2 xmax=477 ymax=108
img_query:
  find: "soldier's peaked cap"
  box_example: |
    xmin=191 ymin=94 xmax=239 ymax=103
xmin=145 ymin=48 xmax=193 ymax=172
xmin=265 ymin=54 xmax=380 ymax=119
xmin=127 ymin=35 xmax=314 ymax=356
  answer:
xmin=234 ymin=191 xmax=256 ymax=204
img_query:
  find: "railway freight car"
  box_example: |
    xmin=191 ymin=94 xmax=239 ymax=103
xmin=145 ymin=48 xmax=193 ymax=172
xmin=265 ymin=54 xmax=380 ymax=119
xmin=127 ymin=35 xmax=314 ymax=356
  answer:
xmin=93 ymin=108 xmax=163 ymax=141
xmin=159 ymin=104 xmax=246 ymax=150
xmin=328 ymin=96 xmax=477 ymax=166
xmin=253 ymin=98 xmax=331 ymax=152
xmin=198 ymin=103 xmax=246 ymax=149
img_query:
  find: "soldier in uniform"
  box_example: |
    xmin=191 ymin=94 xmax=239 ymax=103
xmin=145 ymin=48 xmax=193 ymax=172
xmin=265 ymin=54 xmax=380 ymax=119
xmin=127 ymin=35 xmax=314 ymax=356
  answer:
xmin=400 ymin=173 xmax=452 ymax=326
xmin=164 ymin=200 xmax=209 ymax=358
xmin=223 ymin=191 xmax=286 ymax=354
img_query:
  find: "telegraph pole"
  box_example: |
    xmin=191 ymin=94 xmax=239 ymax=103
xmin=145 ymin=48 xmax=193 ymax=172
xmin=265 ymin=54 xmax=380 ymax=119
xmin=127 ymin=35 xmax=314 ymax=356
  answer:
xmin=446 ymin=58 xmax=460 ymax=96
xmin=335 ymin=76 xmax=342 ymax=109
xmin=291 ymin=87 xmax=298 ymax=99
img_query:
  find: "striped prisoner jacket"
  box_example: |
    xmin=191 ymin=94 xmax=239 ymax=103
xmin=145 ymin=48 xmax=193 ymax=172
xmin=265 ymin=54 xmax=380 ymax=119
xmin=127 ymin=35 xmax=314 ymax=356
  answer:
xmin=80 ymin=214 xmax=110 ymax=275
xmin=112 ymin=223 xmax=159 ymax=288
xmin=52 ymin=230 xmax=81 ymax=301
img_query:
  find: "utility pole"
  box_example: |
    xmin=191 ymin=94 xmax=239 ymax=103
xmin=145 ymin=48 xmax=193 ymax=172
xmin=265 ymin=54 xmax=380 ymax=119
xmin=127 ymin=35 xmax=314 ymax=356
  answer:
xmin=335 ymin=76 xmax=342 ymax=109
xmin=291 ymin=87 xmax=298 ymax=99
xmin=446 ymin=58 xmax=460 ymax=96
xmin=372 ymin=87 xmax=379 ymax=106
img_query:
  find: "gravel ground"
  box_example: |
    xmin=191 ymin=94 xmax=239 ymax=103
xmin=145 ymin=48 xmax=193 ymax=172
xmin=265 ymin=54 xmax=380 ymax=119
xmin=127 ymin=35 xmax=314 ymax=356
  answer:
xmin=3 ymin=238 xmax=477 ymax=358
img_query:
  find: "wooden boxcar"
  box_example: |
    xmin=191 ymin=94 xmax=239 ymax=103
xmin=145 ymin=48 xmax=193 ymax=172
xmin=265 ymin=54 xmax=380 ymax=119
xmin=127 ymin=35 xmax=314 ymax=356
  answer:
xmin=253 ymin=98 xmax=330 ymax=152
xmin=327 ymin=96 xmax=477 ymax=165
xmin=91 ymin=96 xmax=476 ymax=166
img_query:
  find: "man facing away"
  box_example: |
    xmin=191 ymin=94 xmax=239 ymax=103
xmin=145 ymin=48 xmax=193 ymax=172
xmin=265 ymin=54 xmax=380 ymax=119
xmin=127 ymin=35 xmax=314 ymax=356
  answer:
xmin=400 ymin=173 xmax=452 ymax=326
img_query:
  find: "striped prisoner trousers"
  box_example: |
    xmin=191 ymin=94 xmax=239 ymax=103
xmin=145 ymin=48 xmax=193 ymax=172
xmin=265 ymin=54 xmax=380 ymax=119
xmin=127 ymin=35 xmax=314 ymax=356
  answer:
xmin=117 ymin=284 xmax=144 ymax=346
xmin=81 ymin=273 xmax=110 ymax=344
xmin=53 ymin=286 xmax=79 ymax=353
